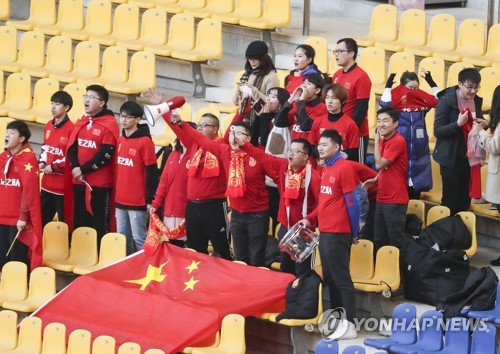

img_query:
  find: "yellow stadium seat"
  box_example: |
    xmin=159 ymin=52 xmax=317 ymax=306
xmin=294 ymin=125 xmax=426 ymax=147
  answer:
xmin=111 ymin=0 xmax=128 ymax=3
xmin=456 ymin=211 xmax=477 ymax=257
xmin=2 ymin=267 xmax=56 ymax=313
xmin=144 ymin=13 xmax=195 ymax=57
xmin=446 ymin=62 xmax=474 ymax=88
xmin=118 ymin=342 xmax=141 ymax=354
xmin=355 ymin=4 xmax=398 ymax=47
xmin=421 ymin=156 xmax=442 ymax=204
xmin=478 ymin=67 xmax=499 ymax=111
xmin=0 ymin=30 xmax=45 ymax=74
xmin=417 ymin=57 xmax=445 ymax=94
xmin=157 ymin=0 xmax=206 ymax=14
xmin=354 ymin=246 xmax=400 ymax=294
xmin=426 ymin=108 xmax=436 ymax=147
xmin=214 ymin=0 xmax=262 ymax=25
xmin=63 ymin=83 xmax=87 ymax=122
xmin=106 ymin=51 xmax=156 ymax=95
xmin=433 ymin=19 xmax=486 ymax=63
xmin=375 ymin=9 xmax=427 ymax=53
xmin=182 ymin=332 xmax=220 ymax=353
xmin=304 ymin=36 xmax=329 ymax=74
xmin=144 ymin=350 xmax=165 ymax=354
xmin=208 ymin=70 xmax=245 ymax=114
xmin=350 ymin=239 xmax=374 ymax=282
xmin=62 ymin=0 xmax=112 ymax=41
xmin=368 ymin=90 xmax=378 ymax=140
xmin=187 ymin=0 xmax=234 ymax=19
xmin=9 ymin=77 xmax=59 ymax=123
xmin=0 ymin=0 xmax=9 ymax=21
xmin=89 ymin=3 xmax=140 ymax=47
xmin=0 ymin=316 xmax=42 ymax=354
xmin=407 ymin=199 xmax=426 ymax=227
xmin=195 ymin=107 xmax=220 ymax=123
xmin=0 ymin=118 xmax=15 ymax=150
xmin=0 ymin=70 xmax=4 ymax=105
xmin=44 ymin=227 xmax=98 ymax=272
xmin=469 ymin=165 xmax=500 ymax=218
xmin=373 ymin=51 xmax=415 ymax=95
xmin=171 ymin=18 xmax=223 ymax=62
xmin=0 ymin=262 xmax=28 ymax=306
xmin=23 ymin=35 xmax=73 ymax=79
xmin=191 ymin=314 xmax=245 ymax=354
xmin=239 ymin=0 xmax=291 ymax=29
xmin=78 ymin=45 xmax=129 ymax=87
xmin=0 ymin=73 xmax=32 ymax=117
xmin=0 ymin=26 xmax=18 ymax=67
xmin=404 ymin=13 xmax=456 ymax=57
xmin=51 ymin=41 xmax=101 ymax=84
xmin=6 ymin=0 xmax=56 ymax=31
xmin=41 ymin=322 xmax=66 ymax=354
xmin=34 ymin=0 xmax=84 ymax=36
xmin=117 ymin=9 xmax=167 ymax=52
xmin=67 ymin=329 xmax=92 ymax=354
xmin=462 ymin=23 xmax=500 ymax=67
xmin=73 ymin=233 xmax=126 ymax=275
xmin=0 ymin=310 xmax=18 ymax=351
xmin=426 ymin=205 xmax=450 ymax=226
xmin=329 ymin=52 xmax=341 ymax=76
xmin=91 ymin=335 xmax=116 ymax=354
xmin=358 ymin=46 xmax=387 ymax=94
xmin=128 ymin=0 xmax=157 ymax=9
xmin=276 ymin=69 xmax=289 ymax=87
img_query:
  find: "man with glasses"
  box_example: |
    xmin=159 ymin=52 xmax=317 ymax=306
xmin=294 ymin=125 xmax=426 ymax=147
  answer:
xmin=332 ymin=38 xmax=372 ymax=164
xmin=66 ymin=85 xmax=120 ymax=243
xmin=434 ymin=68 xmax=488 ymax=215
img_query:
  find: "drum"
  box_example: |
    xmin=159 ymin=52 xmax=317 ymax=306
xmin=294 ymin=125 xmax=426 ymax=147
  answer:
xmin=278 ymin=222 xmax=319 ymax=263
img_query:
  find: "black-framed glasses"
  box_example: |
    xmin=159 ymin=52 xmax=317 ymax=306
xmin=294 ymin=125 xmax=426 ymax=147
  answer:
xmin=83 ymin=94 xmax=103 ymax=101
xmin=198 ymin=123 xmax=215 ymax=128
xmin=119 ymin=113 xmax=139 ymax=120
xmin=333 ymin=49 xmax=349 ymax=55
xmin=460 ymin=83 xmax=480 ymax=91
xmin=230 ymin=131 xmax=250 ymax=137
xmin=287 ymin=148 xmax=306 ymax=155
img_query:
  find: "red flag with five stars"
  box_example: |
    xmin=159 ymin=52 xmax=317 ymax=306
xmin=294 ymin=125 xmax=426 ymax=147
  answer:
xmin=34 ymin=243 xmax=294 ymax=353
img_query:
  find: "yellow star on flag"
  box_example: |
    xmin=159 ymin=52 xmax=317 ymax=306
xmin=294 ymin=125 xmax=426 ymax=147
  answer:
xmin=185 ymin=260 xmax=201 ymax=274
xmin=124 ymin=261 xmax=169 ymax=291
xmin=24 ymin=162 xmax=33 ymax=172
xmin=183 ymin=276 xmax=199 ymax=291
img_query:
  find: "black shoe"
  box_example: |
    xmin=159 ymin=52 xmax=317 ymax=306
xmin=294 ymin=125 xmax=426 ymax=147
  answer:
xmin=491 ymin=257 xmax=500 ymax=266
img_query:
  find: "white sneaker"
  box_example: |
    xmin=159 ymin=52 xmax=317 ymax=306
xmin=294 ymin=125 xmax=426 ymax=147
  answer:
xmin=325 ymin=320 xmax=357 ymax=340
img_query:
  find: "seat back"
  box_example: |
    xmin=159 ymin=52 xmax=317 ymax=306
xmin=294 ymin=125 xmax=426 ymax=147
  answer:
xmin=374 ymin=246 xmax=400 ymax=289
xmin=368 ymin=90 xmax=378 ymax=140
xmin=471 ymin=323 xmax=496 ymax=354
xmin=16 ymin=30 xmax=46 ymax=69
xmin=0 ymin=26 xmax=18 ymax=64
xmin=28 ymin=267 xmax=56 ymax=303
xmin=117 ymin=342 xmax=141 ymax=354
xmin=367 ymin=4 xmax=397 ymax=41
xmin=260 ymin=0 xmax=291 ymax=27
xmin=478 ymin=67 xmax=499 ymax=111
xmin=342 ymin=346 xmax=365 ymax=354
xmin=314 ymin=339 xmax=338 ymax=354
xmin=430 ymin=155 xmax=441 ymax=192
xmin=112 ymin=3 xmax=140 ymax=42
xmin=417 ymin=310 xmax=444 ymax=350
xmin=0 ymin=261 xmax=28 ymax=302
xmin=43 ymin=221 xmax=69 ymax=262
xmin=349 ymin=239 xmax=374 ymax=280
xmin=45 ymin=36 xmax=74 ymax=74
xmin=193 ymin=18 xmax=223 ymax=60
xmin=426 ymin=13 xmax=456 ymax=52
xmin=22 ymin=0 xmax=57 ymax=26
xmin=144 ymin=350 xmax=165 ymax=354
xmin=0 ymin=0 xmax=9 ymax=21
xmin=304 ymin=36 xmax=328 ymax=74
xmin=63 ymin=83 xmax=86 ymax=122
xmin=3 ymin=73 xmax=32 ymax=111
xmin=446 ymin=62 xmax=474 ymax=87
xmin=359 ymin=46 xmax=386 ymax=86
xmin=54 ymin=0 xmax=84 ymax=31
xmin=0 ymin=118 xmax=14 ymax=151
xmin=407 ymin=199 xmax=425 ymax=227
xmin=67 ymin=329 xmax=92 ymax=354
xmin=41 ymin=322 xmax=67 ymax=354
xmin=16 ymin=316 xmax=43 ymax=353
xmin=388 ymin=52 xmax=415 ymax=84
xmin=100 ymin=46 xmax=129 ymax=85
xmin=139 ymin=9 xmax=167 ymax=47
xmin=128 ymin=51 xmax=156 ymax=89
xmin=91 ymin=335 xmax=116 ymax=354
xmin=418 ymin=57 xmax=445 ymax=94
xmin=397 ymin=9 xmax=426 ymax=46
xmin=456 ymin=211 xmax=477 ymax=257
xmin=83 ymin=0 xmax=112 ymax=37
xmin=69 ymin=227 xmax=98 ymax=266
xmin=442 ymin=317 xmax=470 ymax=351
xmin=456 ymin=19 xmax=486 ymax=56
xmin=31 ymin=78 xmax=60 ymax=115
xmin=177 ymin=0 xmax=206 ymax=9
xmin=390 ymin=303 xmax=417 ymax=344
xmin=484 ymin=23 xmax=500 ymax=57
xmin=203 ymin=0 xmax=233 ymax=15
xmin=231 ymin=0 xmax=262 ymax=18
xmin=166 ymin=13 xmax=195 ymax=51
xmin=426 ymin=205 xmax=450 ymax=226
xmin=218 ymin=314 xmax=245 ymax=353
xmin=0 ymin=310 xmax=18 ymax=350
xmin=98 ymin=233 xmax=127 ymax=266
xmin=426 ymin=108 xmax=436 ymax=143
xmin=71 ymin=41 xmax=101 ymax=80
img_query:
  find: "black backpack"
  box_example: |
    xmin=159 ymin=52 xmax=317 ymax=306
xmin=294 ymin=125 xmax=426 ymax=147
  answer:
xmin=436 ymin=266 xmax=498 ymax=318
xmin=417 ymin=215 xmax=471 ymax=250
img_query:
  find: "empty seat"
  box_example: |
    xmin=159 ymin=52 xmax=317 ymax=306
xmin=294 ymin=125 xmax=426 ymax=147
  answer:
xmin=314 ymin=340 xmax=338 ymax=354
xmin=157 ymin=0 xmax=206 ymax=15
xmin=117 ymin=342 xmax=141 ymax=354
xmin=43 ymin=220 xmax=71 ymax=265
xmin=34 ymin=0 xmax=84 ymax=36
xmin=63 ymin=83 xmax=86 ymax=122
xmin=117 ymin=9 xmax=167 ymax=52
xmin=191 ymin=314 xmax=245 ymax=354
xmin=342 ymin=346 xmax=365 ymax=354
xmin=478 ymin=67 xmax=499 ymax=111
xmin=0 ymin=73 xmax=32 ymax=117
xmin=186 ymin=0 xmax=234 ymax=19
xmin=427 ymin=317 xmax=470 ymax=354
xmin=62 ymin=0 xmax=112 ymax=41
xmin=433 ymin=19 xmax=486 ymax=62
xmin=375 ymin=9 xmax=427 ymax=52
xmin=91 ymin=335 xmax=116 ymax=354
xmin=350 ymin=239 xmax=374 ymax=282
xmin=239 ymin=0 xmax=291 ymax=30
xmin=358 ymin=46 xmax=386 ymax=93
xmin=144 ymin=13 xmax=195 ymax=57
xmin=9 ymin=78 xmax=60 ymax=123
xmin=214 ymin=0 xmax=262 ymax=25
xmin=77 ymin=45 xmax=128 ymax=87
xmin=0 ymin=310 xmax=18 ymax=351
xmin=105 ymin=51 xmax=156 ymax=95
xmin=128 ymin=0 xmax=158 ymax=9
xmin=6 ymin=0 xmax=56 ymax=31
xmin=0 ymin=26 xmax=18 ymax=68
xmin=463 ymin=23 xmax=500 ymax=67
xmin=41 ymin=322 xmax=66 ymax=354
xmin=304 ymin=36 xmax=329 ymax=74
xmin=0 ymin=30 xmax=45 ymax=74
xmin=89 ymin=3 xmax=140 ymax=47
xmin=455 ymin=211 xmax=477 ymax=257
xmin=354 ymin=4 xmax=398 ymax=47
xmin=426 ymin=205 xmax=450 ymax=226
xmin=0 ymin=118 xmax=15 ymax=150
xmin=404 ymin=13 xmax=456 ymax=57
xmin=23 ymin=35 xmax=73 ymax=79
xmin=2 ymin=316 xmax=42 ymax=354
xmin=171 ymin=18 xmax=223 ymax=62
xmin=73 ymin=232 xmax=126 ymax=275
xmin=67 ymin=329 xmax=92 ymax=354
xmin=470 ymin=323 xmax=496 ymax=354
xmin=0 ymin=262 xmax=28 ymax=306
xmin=407 ymin=199 xmax=425 ymax=227
xmin=373 ymin=52 xmax=415 ymax=95
xmin=0 ymin=0 xmax=9 ymax=21
xmin=50 ymin=41 xmax=101 ymax=84
xmin=418 ymin=57 xmax=445 ymax=94
xmin=354 ymin=246 xmax=400 ymax=294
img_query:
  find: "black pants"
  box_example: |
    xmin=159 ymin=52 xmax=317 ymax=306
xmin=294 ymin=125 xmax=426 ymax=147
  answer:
xmin=360 ymin=198 xmax=376 ymax=242
xmin=0 ymin=225 xmax=30 ymax=270
xmin=266 ymin=186 xmax=280 ymax=236
xmin=408 ymin=186 xmax=421 ymax=200
xmin=440 ymin=161 xmax=471 ymax=215
xmin=359 ymin=135 xmax=369 ymax=164
xmin=41 ymin=190 xmax=64 ymax=226
xmin=73 ymin=184 xmax=112 ymax=243
xmin=277 ymin=226 xmax=312 ymax=277
xmin=374 ymin=202 xmax=407 ymax=251
xmin=319 ymin=232 xmax=356 ymax=323
xmin=185 ymin=199 xmax=232 ymax=260
xmin=230 ymin=210 xmax=269 ymax=266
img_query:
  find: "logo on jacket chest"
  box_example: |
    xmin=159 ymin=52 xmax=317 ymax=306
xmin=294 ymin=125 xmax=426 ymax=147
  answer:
xmin=118 ymin=156 xmax=134 ymax=167
xmin=78 ymin=138 xmax=97 ymax=149
xmin=320 ymin=185 xmax=333 ymax=195
xmin=0 ymin=178 xmax=21 ymax=187
xmin=45 ymin=145 xmax=64 ymax=156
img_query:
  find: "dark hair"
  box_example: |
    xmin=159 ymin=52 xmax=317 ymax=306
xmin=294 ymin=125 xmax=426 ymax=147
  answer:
xmin=291 ymin=138 xmax=312 ymax=155
xmin=305 ymin=73 xmax=325 ymax=92
xmin=323 ymin=83 xmax=348 ymax=107
xmin=458 ymin=68 xmax=481 ymax=85
xmin=377 ymin=106 xmax=400 ymax=123
xmin=489 ymin=85 xmax=500 ymax=131
xmin=174 ymin=121 xmax=197 ymax=152
xmin=51 ymin=91 xmax=73 ymax=111
xmin=201 ymin=113 xmax=219 ymax=130
xmin=295 ymin=44 xmax=318 ymax=71
xmin=336 ymin=38 xmax=358 ymax=60
xmin=86 ymin=84 xmax=109 ymax=103
xmin=6 ymin=120 xmax=31 ymax=143
xmin=320 ymin=129 xmax=343 ymax=146
xmin=244 ymin=54 xmax=276 ymax=76
xmin=120 ymin=101 xmax=144 ymax=118
xmin=231 ymin=121 xmax=252 ymax=136
xmin=400 ymin=71 xmax=420 ymax=86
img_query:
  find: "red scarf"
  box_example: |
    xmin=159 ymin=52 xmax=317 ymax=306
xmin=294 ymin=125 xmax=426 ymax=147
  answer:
xmin=458 ymin=104 xmax=481 ymax=199
xmin=143 ymin=213 xmax=186 ymax=256
xmin=188 ymin=137 xmax=221 ymax=178
xmin=225 ymin=151 xmax=247 ymax=198
xmin=283 ymin=165 xmax=306 ymax=206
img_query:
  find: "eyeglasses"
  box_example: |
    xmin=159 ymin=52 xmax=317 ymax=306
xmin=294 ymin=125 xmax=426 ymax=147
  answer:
xmin=229 ymin=131 xmax=250 ymax=137
xmin=460 ymin=83 xmax=480 ymax=91
xmin=287 ymin=148 xmax=307 ymax=155
xmin=333 ymin=49 xmax=349 ymax=55
xmin=198 ymin=123 xmax=215 ymax=129
xmin=83 ymin=94 xmax=103 ymax=101
xmin=119 ymin=113 xmax=139 ymax=120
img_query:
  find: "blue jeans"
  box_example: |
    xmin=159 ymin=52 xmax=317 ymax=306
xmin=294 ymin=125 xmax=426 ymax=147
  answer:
xmin=230 ymin=210 xmax=269 ymax=266
xmin=115 ymin=208 xmax=148 ymax=255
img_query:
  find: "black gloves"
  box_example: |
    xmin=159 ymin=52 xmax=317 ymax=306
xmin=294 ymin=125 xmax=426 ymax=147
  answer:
xmin=385 ymin=73 xmax=396 ymax=88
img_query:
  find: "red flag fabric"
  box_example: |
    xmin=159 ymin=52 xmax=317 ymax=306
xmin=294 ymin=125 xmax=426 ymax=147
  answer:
xmin=34 ymin=243 xmax=294 ymax=353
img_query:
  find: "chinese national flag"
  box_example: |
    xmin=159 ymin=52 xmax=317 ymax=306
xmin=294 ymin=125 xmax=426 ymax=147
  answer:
xmin=34 ymin=243 xmax=294 ymax=353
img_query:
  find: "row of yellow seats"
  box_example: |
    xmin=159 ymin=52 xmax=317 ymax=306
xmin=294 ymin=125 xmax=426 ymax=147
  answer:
xmin=0 ymin=314 xmax=165 ymax=354
xmin=0 ymin=262 xmax=55 ymax=313
xmin=43 ymin=222 xmax=127 ymax=275
xmin=356 ymin=4 xmax=500 ymax=67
